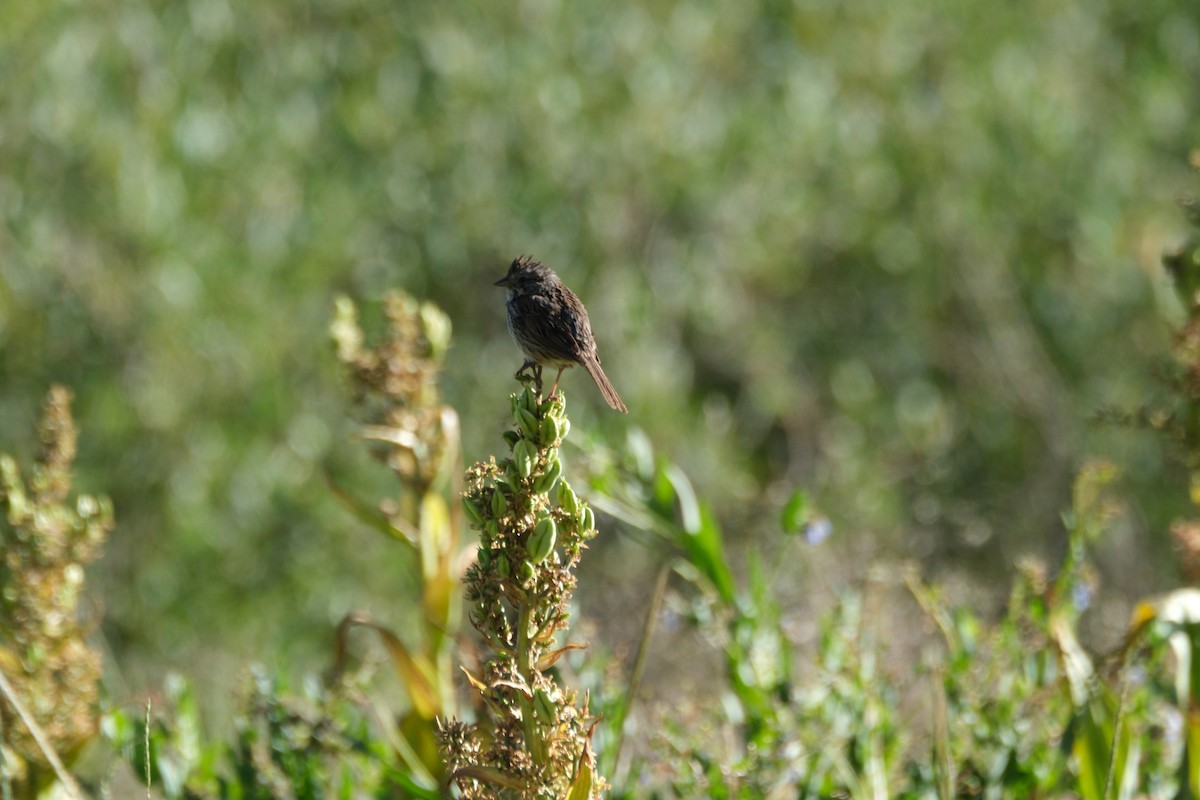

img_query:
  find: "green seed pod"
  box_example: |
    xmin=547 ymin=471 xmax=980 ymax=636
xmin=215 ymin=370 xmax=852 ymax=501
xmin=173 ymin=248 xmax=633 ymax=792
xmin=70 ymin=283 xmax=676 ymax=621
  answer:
xmin=517 ymin=407 xmax=540 ymax=440
xmin=527 ymin=515 xmax=558 ymax=564
xmin=513 ymin=439 xmax=536 ymax=479
xmin=462 ymin=496 xmax=484 ymax=526
xmin=519 ymin=388 xmax=537 ymax=415
xmin=559 ymin=417 xmax=571 ymax=440
xmin=477 ymin=547 xmax=492 ymax=568
xmin=491 ymin=488 xmax=508 ymax=518
xmin=510 ymin=393 xmax=520 ymax=417
xmin=532 ymin=455 xmax=562 ymax=495
xmin=484 ymin=518 xmax=499 ymax=539
xmin=542 ymin=394 xmax=565 ymax=416
xmin=557 ymin=481 xmax=579 ymax=514
xmin=539 ymin=414 xmax=561 ymax=445
xmin=578 ymin=506 xmax=595 ymax=535
xmin=518 ymin=560 xmax=535 ymax=583
xmin=502 ymin=430 xmax=520 ymax=448
xmin=533 ymin=688 xmax=557 ymax=725
xmin=505 ymin=468 xmax=523 ymax=494
xmin=496 ymin=554 xmax=511 ymax=579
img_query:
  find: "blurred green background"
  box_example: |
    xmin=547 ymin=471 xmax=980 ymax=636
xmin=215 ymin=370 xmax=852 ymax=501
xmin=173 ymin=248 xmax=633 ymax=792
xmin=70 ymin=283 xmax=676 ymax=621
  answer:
xmin=1 ymin=0 xmax=1198 ymax=708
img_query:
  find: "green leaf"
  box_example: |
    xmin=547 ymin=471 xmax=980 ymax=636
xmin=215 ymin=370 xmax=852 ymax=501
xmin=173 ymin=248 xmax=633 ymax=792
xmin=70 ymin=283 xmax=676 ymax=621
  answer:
xmin=1068 ymin=700 xmax=1111 ymax=800
xmin=652 ymin=463 xmax=734 ymax=602
xmin=1183 ymin=706 xmax=1200 ymax=800
xmin=685 ymin=503 xmax=736 ymax=605
xmin=781 ymin=489 xmax=808 ymax=534
xmin=324 ymin=469 xmax=417 ymax=547
xmin=661 ymin=463 xmax=701 ymax=534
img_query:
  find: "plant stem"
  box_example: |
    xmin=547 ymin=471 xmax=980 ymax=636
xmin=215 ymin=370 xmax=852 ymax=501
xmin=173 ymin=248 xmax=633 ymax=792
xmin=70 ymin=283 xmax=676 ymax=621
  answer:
xmin=516 ymin=599 xmax=545 ymax=762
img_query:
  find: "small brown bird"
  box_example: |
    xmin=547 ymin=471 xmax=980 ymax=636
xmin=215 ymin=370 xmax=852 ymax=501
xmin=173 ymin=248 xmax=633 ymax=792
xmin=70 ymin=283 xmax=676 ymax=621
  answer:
xmin=495 ymin=256 xmax=628 ymax=413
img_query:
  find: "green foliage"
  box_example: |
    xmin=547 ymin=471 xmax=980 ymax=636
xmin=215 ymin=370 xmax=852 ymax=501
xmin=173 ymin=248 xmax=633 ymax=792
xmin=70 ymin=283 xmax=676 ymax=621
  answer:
xmin=1 ymin=0 xmax=1196 ymax=676
xmin=8 ymin=235 xmax=1200 ymax=797
xmin=593 ymin=452 xmax=1195 ymax=798
xmin=105 ymin=669 xmax=431 ymax=799
xmin=9 ymin=127 xmax=1200 ymax=795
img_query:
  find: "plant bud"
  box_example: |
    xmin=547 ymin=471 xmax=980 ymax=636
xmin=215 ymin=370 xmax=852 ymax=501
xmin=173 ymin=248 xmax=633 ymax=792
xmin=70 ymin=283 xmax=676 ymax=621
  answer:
xmin=557 ymin=481 xmax=579 ymax=514
xmin=496 ymin=553 xmax=510 ymax=579
xmin=541 ymin=394 xmax=565 ymax=417
xmin=527 ymin=515 xmax=558 ymax=563
xmin=532 ymin=455 xmax=562 ymax=495
xmin=517 ymin=408 xmax=540 ymax=441
xmin=461 ymin=496 xmax=484 ymax=526
xmin=484 ymin=518 xmax=499 ymax=539
xmin=559 ymin=417 xmax=571 ymax=440
xmin=577 ymin=506 xmax=595 ymax=535
xmin=519 ymin=388 xmax=537 ymax=414
xmin=502 ymin=430 xmax=520 ymax=448
xmin=519 ymin=560 xmax=535 ymax=583
xmin=512 ymin=440 xmax=536 ymax=479
xmin=477 ymin=547 xmax=491 ymax=568
xmin=539 ymin=414 xmax=561 ymax=444
xmin=491 ymin=488 xmax=508 ymax=517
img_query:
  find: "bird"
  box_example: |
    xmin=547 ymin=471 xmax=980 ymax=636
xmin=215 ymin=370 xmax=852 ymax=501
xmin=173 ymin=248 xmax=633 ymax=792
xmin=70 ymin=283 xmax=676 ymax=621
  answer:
xmin=495 ymin=256 xmax=628 ymax=413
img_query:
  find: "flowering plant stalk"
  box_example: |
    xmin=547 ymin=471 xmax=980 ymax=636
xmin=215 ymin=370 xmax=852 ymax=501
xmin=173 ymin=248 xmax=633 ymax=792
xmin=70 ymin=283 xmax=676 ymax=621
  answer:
xmin=0 ymin=386 xmax=112 ymax=797
xmin=440 ymin=386 xmax=604 ymax=799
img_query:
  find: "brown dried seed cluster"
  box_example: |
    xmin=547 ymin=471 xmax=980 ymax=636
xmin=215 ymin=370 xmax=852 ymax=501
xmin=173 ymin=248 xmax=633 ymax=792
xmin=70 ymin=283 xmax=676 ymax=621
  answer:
xmin=331 ymin=291 xmax=454 ymax=494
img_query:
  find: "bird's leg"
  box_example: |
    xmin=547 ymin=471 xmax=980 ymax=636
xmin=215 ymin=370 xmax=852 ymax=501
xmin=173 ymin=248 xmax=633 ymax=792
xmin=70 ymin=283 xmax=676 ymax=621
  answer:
xmin=515 ymin=361 xmax=544 ymax=395
xmin=548 ymin=365 xmax=567 ymax=400
xmin=513 ymin=362 xmax=542 ymax=395
xmin=515 ymin=359 xmax=538 ymax=385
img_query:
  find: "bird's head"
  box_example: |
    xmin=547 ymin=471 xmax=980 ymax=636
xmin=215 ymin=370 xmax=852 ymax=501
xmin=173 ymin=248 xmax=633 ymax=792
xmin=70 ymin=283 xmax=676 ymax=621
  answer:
xmin=494 ymin=255 xmax=559 ymax=290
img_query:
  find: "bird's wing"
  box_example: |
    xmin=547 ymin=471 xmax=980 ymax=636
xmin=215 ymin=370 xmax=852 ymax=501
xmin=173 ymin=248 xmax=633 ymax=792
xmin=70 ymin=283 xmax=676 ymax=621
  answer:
xmin=512 ymin=290 xmax=594 ymax=361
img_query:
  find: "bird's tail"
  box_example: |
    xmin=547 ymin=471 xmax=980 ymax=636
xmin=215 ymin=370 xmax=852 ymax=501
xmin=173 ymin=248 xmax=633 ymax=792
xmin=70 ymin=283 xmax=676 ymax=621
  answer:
xmin=581 ymin=356 xmax=628 ymax=413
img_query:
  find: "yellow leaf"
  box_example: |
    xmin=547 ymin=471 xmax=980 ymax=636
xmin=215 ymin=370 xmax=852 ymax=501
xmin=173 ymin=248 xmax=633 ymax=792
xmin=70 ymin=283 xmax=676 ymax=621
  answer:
xmin=566 ymin=740 xmax=595 ymax=800
xmin=460 ymin=666 xmax=488 ymax=694
xmin=537 ymin=643 xmax=588 ymax=670
xmin=419 ymin=493 xmax=451 ymax=581
xmin=341 ymin=613 xmax=440 ymax=719
xmin=374 ymin=625 xmax=440 ymax=719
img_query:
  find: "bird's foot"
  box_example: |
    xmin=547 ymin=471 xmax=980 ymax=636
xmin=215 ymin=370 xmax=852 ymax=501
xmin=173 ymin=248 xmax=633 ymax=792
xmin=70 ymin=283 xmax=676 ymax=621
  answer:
xmin=514 ymin=362 xmax=543 ymax=395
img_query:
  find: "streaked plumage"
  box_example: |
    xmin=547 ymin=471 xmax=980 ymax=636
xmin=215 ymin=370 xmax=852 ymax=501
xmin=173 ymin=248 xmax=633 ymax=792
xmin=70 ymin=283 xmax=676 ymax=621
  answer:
xmin=495 ymin=256 xmax=628 ymax=413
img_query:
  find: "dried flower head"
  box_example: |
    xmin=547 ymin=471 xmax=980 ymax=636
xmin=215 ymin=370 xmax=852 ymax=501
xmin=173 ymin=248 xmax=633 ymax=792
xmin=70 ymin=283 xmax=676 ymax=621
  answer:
xmin=331 ymin=291 xmax=456 ymax=494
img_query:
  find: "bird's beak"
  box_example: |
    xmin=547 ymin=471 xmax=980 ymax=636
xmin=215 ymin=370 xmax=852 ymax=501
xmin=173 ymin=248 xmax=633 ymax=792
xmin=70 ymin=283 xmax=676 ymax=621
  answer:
xmin=494 ymin=275 xmax=511 ymax=287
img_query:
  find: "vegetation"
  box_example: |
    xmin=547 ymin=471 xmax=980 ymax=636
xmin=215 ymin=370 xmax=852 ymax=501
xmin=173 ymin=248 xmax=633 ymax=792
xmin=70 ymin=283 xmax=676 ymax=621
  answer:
xmin=2 ymin=0 xmax=1200 ymax=796
xmin=5 ymin=216 xmax=1200 ymax=792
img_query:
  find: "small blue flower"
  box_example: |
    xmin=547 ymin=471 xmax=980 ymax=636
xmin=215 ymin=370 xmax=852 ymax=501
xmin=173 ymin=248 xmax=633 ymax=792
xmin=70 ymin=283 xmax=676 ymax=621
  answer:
xmin=1072 ymin=583 xmax=1092 ymax=611
xmin=804 ymin=517 xmax=832 ymax=545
